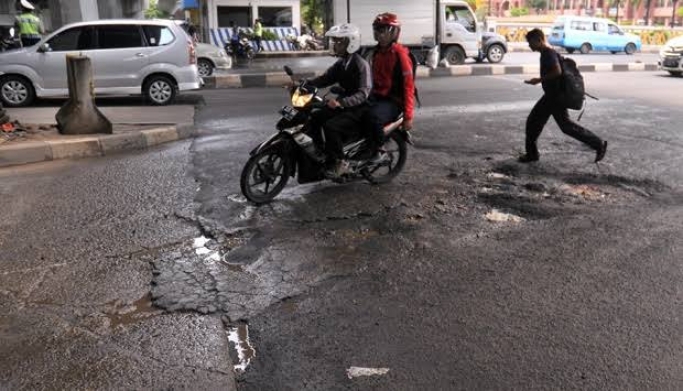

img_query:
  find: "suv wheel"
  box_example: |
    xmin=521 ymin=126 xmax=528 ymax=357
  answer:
xmin=144 ymin=75 xmax=176 ymax=105
xmin=0 ymin=75 xmax=35 ymax=107
xmin=486 ymin=44 xmax=505 ymax=63
xmin=197 ymin=59 xmax=214 ymax=77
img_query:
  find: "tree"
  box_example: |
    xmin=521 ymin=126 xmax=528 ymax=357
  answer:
xmin=528 ymin=0 xmax=548 ymax=10
xmin=301 ymin=0 xmax=325 ymax=34
xmin=678 ymin=5 xmax=683 ymax=18
xmin=144 ymin=0 xmax=170 ymax=19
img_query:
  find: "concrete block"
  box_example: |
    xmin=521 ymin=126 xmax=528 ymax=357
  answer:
xmin=449 ymin=65 xmax=473 ymax=76
xmin=522 ymin=65 xmax=540 ymax=74
xmin=627 ymin=63 xmax=645 ymax=71
xmin=471 ymin=66 xmax=493 ymax=76
xmin=489 ymin=65 xmax=507 ymax=75
xmin=416 ymin=67 xmax=431 ymax=78
xmin=99 ymin=133 xmax=146 ymax=154
xmin=49 ymin=138 xmax=102 ymax=160
xmin=0 ymin=142 xmax=52 ymax=167
xmin=265 ymin=73 xmax=291 ymax=87
xmin=215 ymin=75 xmax=243 ymax=88
xmin=142 ymin=127 xmax=179 ymax=147
xmin=175 ymin=123 xmax=197 ymax=139
xmin=594 ymin=63 xmax=614 ymax=72
xmin=241 ymin=75 xmax=268 ymax=88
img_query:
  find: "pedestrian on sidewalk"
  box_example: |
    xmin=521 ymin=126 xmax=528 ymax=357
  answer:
xmin=519 ymin=28 xmax=607 ymax=163
xmin=253 ymin=18 xmax=264 ymax=52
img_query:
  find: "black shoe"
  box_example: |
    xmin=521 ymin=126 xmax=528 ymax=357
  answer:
xmin=595 ymin=141 xmax=608 ymax=163
xmin=518 ymin=154 xmax=539 ymax=163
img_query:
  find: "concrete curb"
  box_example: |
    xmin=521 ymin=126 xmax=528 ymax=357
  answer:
xmin=204 ymin=62 xmax=660 ymax=88
xmin=0 ymin=123 xmax=197 ymax=168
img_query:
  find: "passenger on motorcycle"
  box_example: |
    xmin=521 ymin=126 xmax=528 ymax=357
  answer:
xmin=364 ymin=13 xmax=415 ymax=160
xmin=303 ymin=23 xmax=371 ymax=178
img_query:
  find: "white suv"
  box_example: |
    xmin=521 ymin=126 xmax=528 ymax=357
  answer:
xmin=659 ymin=35 xmax=683 ymax=77
xmin=0 ymin=19 xmax=201 ymax=107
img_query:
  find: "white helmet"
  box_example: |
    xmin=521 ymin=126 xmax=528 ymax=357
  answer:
xmin=20 ymin=0 xmax=35 ymax=10
xmin=324 ymin=23 xmax=361 ymax=54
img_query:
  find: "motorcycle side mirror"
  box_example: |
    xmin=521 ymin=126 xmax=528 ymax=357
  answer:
xmin=329 ymin=86 xmax=345 ymax=95
xmin=283 ymin=66 xmax=294 ymax=76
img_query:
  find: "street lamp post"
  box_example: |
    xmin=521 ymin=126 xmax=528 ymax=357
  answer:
xmin=615 ymin=0 xmax=620 ymax=23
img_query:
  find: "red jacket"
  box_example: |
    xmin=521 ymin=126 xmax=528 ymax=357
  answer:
xmin=372 ymin=43 xmax=415 ymax=121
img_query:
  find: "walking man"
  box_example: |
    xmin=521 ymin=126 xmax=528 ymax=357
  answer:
xmin=15 ymin=0 xmax=43 ymax=47
xmin=519 ymin=28 xmax=607 ymax=163
xmin=253 ymin=18 xmax=264 ymax=52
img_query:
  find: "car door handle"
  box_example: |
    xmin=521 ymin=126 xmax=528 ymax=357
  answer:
xmin=135 ymin=53 xmax=147 ymax=57
xmin=447 ymin=33 xmax=452 ymax=37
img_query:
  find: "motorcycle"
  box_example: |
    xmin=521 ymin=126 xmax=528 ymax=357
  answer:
xmin=240 ymin=66 xmax=411 ymax=204
xmin=286 ymin=34 xmax=321 ymax=51
xmin=224 ymin=29 xmax=255 ymax=62
xmin=0 ymin=27 xmax=20 ymax=52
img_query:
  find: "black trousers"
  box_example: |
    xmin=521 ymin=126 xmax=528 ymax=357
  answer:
xmin=362 ymin=98 xmax=401 ymax=152
xmin=21 ymin=36 xmax=41 ymax=47
xmin=310 ymin=107 xmax=364 ymax=162
xmin=525 ymin=94 xmax=603 ymax=158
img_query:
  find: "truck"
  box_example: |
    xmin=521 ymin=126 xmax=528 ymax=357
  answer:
xmin=331 ymin=0 xmax=507 ymax=65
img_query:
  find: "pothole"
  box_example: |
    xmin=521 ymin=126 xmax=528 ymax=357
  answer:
xmin=104 ymin=293 xmax=162 ymax=328
xmin=227 ymin=324 xmax=256 ymax=372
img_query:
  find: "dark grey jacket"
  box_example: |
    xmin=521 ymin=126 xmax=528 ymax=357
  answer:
xmin=307 ymin=52 xmax=371 ymax=108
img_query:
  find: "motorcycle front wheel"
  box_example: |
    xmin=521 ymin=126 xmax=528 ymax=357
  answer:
xmin=240 ymin=146 xmax=292 ymax=204
xmin=365 ymin=132 xmax=407 ymax=184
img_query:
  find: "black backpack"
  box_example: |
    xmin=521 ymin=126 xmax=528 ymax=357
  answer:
xmin=556 ymin=54 xmax=585 ymax=110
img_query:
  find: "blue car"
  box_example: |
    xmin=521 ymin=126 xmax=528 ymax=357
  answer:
xmin=548 ymin=16 xmax=642 ymax=55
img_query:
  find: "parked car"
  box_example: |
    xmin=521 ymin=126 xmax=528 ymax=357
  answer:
xmin=175 ymin=20 xmax=231 ymax=77
xmin=0 ymin=19 xmax=201 ymax=107
xmin=548 ymin=16 xmax=641 ymax=55
xmin=659 ymin=35 xmax=683 ymax=77
xmin=478 ymin=31 xmax=507 ymax=63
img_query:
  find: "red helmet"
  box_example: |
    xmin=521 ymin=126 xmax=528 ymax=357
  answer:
xmin=373 ymin=13 xmax=401 ymax=28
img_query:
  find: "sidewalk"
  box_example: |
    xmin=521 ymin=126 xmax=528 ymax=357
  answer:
xmin=0 ymin=106 xmax=196 ymax=168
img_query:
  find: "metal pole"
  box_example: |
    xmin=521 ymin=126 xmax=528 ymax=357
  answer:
xmin=615 ymin=0 xmax=619 ymax=23
xmin=347 ymin=0 xmax=350 ymax=23
xmin=488 ymin=0 xmax=492 ymax=16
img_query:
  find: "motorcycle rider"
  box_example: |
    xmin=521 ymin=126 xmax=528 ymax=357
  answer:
xmin=304 ymin=23 xmax=371 ymax=178
xmin=363 ymin=13 xmax=415 ymax=160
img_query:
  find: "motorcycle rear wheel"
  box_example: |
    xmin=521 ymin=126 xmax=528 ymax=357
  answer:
xmin=240 ymin=146 xmax=292 ymax=204
xmin=365 ymin=132 xmax=407 ymax=184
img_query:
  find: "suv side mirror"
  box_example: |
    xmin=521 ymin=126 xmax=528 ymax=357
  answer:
xmin=37 ymin=43 xmax=50 ymax=53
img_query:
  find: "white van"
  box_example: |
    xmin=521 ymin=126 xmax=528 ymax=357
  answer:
xmin=0 ymin=19 xmax=201 ymax=107
xmin=548 ymin=16 xmax=642 ymax=55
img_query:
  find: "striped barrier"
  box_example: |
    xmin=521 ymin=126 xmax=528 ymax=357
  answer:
xmin=209 ymin=27 xmax=300 ymax=51
xmin=202 ymin=62 xmax=660 ymax=89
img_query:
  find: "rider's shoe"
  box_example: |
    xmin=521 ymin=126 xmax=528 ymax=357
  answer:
xmin=325 ymin=159 xmax=351 ymax=179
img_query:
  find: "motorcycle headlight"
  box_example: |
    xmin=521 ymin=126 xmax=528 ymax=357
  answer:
xmin=291 ymin=88 xmax=314 ymax=108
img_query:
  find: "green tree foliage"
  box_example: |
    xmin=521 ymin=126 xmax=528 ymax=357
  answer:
xmin=528 ymin=0 xmax=548 ymax=10
xmin=678 ymin=6 xmax=683 ymax=18
xmin=144 ymin=0 xmax=170 ymax=19
xmin=301 ymin=0 xmax=325 ymax=34
xmin=510 ymin=6 xmax=530 ymax=16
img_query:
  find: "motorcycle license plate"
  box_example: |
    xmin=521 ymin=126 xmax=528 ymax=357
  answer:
xmin=281 ymin=106 xmax=298 ymax=120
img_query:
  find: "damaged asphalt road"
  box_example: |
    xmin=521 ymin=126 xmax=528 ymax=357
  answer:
xmin=186 ymin=73 xmax=683 ymax=390
xmin=1 ymin=72 xmax=682 ymax=390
